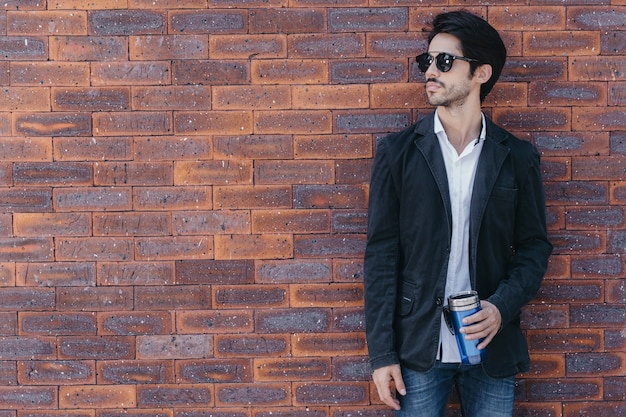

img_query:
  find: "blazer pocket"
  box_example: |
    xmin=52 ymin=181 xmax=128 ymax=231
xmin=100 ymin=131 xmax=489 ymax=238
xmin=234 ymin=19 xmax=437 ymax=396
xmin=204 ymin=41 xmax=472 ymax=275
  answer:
xmin=490 ymin=185 xmax=517 ymax=201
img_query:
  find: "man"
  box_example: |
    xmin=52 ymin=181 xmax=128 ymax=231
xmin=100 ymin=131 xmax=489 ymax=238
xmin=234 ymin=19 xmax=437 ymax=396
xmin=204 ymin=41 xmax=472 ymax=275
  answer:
xmin=363 ymin=10 xmax=552 ymax=417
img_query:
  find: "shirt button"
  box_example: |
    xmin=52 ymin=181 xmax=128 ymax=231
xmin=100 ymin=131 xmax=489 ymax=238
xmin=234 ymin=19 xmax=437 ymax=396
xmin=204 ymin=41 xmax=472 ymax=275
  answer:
xmin=436 ymin=297 xmax=443 ymax=306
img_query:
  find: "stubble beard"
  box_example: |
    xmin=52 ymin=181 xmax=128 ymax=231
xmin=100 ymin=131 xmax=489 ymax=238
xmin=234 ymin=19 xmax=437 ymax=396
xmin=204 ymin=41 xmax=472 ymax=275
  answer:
xmin=426 ymin=78 xmax=473 ymax=109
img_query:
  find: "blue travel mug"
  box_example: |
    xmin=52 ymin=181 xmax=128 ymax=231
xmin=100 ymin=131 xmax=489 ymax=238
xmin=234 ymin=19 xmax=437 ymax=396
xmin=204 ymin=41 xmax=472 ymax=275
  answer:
xmin=447 ymin=290 xmax=485 ymax=365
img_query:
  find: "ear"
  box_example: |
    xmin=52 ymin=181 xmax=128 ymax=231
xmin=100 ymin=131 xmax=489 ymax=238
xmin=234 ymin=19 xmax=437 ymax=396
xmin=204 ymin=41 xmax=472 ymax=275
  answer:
xmin=475 ymin=63 xmax=493 ymax=85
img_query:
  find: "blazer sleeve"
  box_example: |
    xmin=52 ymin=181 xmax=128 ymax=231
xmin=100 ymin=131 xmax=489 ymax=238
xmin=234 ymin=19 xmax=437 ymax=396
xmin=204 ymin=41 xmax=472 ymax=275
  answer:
xmin=363 ymin=139 xmax=402 ymax=370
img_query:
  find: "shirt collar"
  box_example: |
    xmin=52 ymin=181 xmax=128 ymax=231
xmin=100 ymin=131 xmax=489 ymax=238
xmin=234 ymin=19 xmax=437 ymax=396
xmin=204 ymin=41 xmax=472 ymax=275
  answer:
xmin=434 ymin=109 xmax=487 ymax=146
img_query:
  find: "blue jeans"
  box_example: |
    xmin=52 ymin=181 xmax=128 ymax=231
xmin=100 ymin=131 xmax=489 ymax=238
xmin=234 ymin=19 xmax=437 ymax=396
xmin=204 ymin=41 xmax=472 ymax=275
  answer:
xmin=397 ymin=362 xmax=515 ymax=417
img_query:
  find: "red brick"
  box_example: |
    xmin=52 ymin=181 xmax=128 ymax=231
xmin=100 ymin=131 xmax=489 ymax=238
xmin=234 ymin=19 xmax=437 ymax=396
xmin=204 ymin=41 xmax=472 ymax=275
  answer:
xmin=0 ymin=86 xmax=49 ymax=111
xmin=602 ymin=30 xmax=626 ymax=55
xmin=137 ymin=384 xmax=212 ymax=408
xmin=93 ymin=111 xmax=172 ymax=136
xmin=10 ymin=62 xmax=89 ymax=86
xmin=8 ymin=11 xmax=87 ymax=35
xmin=98 ymin=359 xmax=174 ymax=384
xmin=54 ymin=136 xmax=132 ymax=161
xmin=133 ymin=86 xmax=210 ymax=111
xmin=14 ymin=213 xmax=91 ymax=237
xmin=135 ymin=136 xmax=211 ymax=160
xmin=329 ymin=7 xmax=407 ymax=32
xmin=134 ymin=285 xmax=211 ymax=310
xmin=136 ymin=335 xmax=213 ymax=359
xmin=175 ymin=160 xmax=253 ymax=186
xmin=335 ymin=159 xmax=372 ymax=184
xmin=176 ymin=310 xmax=253 ymax=334
xmin=15 ymin=262 xmax=94 ymax=287
xmin=569 ymin=56 xmax=626 ymax=81
xmin=293 ymin=185 xmax=367 ymax=209
xmin=574 ymin=107 xmax=626 ymax=131
xmin=215 ymin=383 xmax=290 ymax=407
xmin=292 ymin=85 xmax=368 ymax=110
xmin=133 ymin=186 xmax=212 ymax=211
xmin=94 ymin=212 xmax=171 ymax=236
xmin=250 ymin=8 xmax=325 ymax=34
xmin=0 ymin=137 xmax=51 ymax=161
xmin=214 ymin=234 xmax=293 ymax=260
xmin=59 ymin=385 xmax=136 ymax=409
xmin=50 ymin=36 xmax=127 ymax=61
xmin=92 ymin=61 xmax=171 ymax=86
xmin=0 ymin=263 xmax=15 ymax=287
xmin=333 ymin=259 xmax=364 ymax=282
xmin=199 ymin=180 xmax=260 ymax=208
xmin=19 ymin=312 xmax=97 ymax=335
xmin=98 ymin=311 xmax=173 ymax=335
xmin=370 ymin=83 xmax=427 ymax=109
xmin=98 ymin=261 xmax=174 ymax=286
xmin=251 ymin=59 xmax=328 ymax=84
xmin=89 ymin=10 xmax=165 ymax=35
xmin=522 ymin=353 xmax=565 ymax=379
xmin=213 ymin=85 xmax=290 ymax=110
xmin=14 ymin=162 xmax=92 ymax=186
xmin=174 ymin=111 xmax=253 ymax=135
xmin=252 ymin=209 xmax=330 ymax=234
xmin=51 ymin=0 xmax=127 ymax=8
xmin=176 ymin=358 xmax=253 ymax=383
xmin=173 ymin=210 xmax=250 ymax=235
xmin=14 ymin=112 xmax=91 ymax=136
xmin=135 ymin=236 xmax=213 ymax=260
xmin=293 ymin=333 xmax=366 ymax=357
xmin=95 ymin=162 xmax=173 ymax=186
xmin=0 ymin=238 xmax=54 ymax=262
xmin=17 ymin=360 xmax=95 ymax=385
xmin=254 ymin=110 xmax=332 ymax=135
xmin=56 ymin=237 xmax=133 ymax=262
xmin=254 ymin=357 xmax=330 ymax=381
xmin=131 ymin=34 xmax=208 ymax=60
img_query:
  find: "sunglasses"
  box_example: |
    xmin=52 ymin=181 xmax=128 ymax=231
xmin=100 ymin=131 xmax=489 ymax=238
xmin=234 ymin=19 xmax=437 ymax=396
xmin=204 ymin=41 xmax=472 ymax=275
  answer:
xmin=415 ymin=52 xmax=480 ymax=73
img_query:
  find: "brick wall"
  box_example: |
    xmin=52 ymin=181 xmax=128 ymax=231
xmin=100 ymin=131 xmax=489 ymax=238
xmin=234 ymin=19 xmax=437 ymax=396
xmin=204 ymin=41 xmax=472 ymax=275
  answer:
xmin=0 ymin=1 xmax=623 ymax=416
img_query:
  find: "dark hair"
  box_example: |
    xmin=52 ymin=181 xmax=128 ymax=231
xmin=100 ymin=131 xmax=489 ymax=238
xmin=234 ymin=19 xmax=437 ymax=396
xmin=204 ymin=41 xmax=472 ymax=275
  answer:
xmin=428 ymin=10 xmax=507 ymax=102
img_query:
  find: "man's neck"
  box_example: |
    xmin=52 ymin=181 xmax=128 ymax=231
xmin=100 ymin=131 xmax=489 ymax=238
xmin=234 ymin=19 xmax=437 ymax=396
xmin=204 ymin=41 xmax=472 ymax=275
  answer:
xmin=436 ymin=105 xmax=483 ymax=155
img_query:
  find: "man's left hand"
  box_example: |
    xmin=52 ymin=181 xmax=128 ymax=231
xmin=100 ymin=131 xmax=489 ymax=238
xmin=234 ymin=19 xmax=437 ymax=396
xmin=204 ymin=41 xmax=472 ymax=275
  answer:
xmin=459 ymin=300 xmax=502 ymax=349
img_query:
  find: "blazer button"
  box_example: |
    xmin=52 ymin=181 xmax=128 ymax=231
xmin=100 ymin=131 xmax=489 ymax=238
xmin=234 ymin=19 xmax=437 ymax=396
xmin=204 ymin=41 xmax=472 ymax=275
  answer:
xmin=436 ymin=297 xmax=443 ymax=306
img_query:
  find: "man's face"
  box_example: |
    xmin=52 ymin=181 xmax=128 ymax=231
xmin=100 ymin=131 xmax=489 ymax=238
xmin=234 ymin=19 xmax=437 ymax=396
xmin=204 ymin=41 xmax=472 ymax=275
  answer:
xmin=424 ymin=33 xmax=480 ymax=108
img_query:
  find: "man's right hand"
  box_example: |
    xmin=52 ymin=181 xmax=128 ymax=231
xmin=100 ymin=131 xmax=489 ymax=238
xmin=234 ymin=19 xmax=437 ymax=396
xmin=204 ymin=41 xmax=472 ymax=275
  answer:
xmin=372 ymin=364 xmax=406 ymax=411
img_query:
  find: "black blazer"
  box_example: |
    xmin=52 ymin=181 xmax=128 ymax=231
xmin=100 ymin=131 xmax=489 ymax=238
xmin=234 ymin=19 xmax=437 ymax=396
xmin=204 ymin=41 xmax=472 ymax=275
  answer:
xmin=364 ymin=113 xmax=552 ymax=378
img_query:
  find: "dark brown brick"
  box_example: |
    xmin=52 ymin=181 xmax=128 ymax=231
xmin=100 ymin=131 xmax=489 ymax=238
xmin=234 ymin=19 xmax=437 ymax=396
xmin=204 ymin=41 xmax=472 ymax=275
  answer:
xmin=138 ymin=384 xmax=212 ymax=408
xmin=173 ymin=210 xmax=250 ymax=235
xmin=98 ymin=261 xmax=174 ymax=286
xmin=134 ymin=285 xmax=211 ymax=310
xmin=17 ymin=360 xmax=95 ymax=385
xmin=564 ymin=402 xmax=626 ymax=417
xmin=8 ymin=11 xmax=87 ymax=35
xmin=570 ymin=304 xmax=626 ymax=327
xmin=535 ymin=280 xmax=603 ymax=303
xmin=289 ymin=33 xmax=365 ymax=58
xmin=214 ymin=285 xmax=288 ymax=308
xmin=54 ymin=137 xmax=133 ymax=161
xmin=170 ymin=10 xmax=247 ymax=33
xmin=94 ymin=212 xmax=171 ymax=237
xmin=92 ymin=61 xmax=171 ymax=86
xmin=0 ymin=336 xmax=55 ymax=360
xmin=294 ymin=234 xmax=366 ymax=258
xmin=56 ymin=237 xmax=133 ymax=262
xmin=293 ymin=382 xmax=369 ymax=406
xmin=89 ymin=10 xmax=165 ymax=35
xmin=215 ymin=335 xmax=289 ymax=357
xmin=254 ymin=357 xmax=330 ymax=381
xmin=172 ymin=60 xmax=247 ymax=85
xmin=255 ymin=259 xmax=332 ymax=284
xmin=133 ymin=186 xmax=212 ymax=211
xmin=176 ymin=310 xmax=253 ymax=334
xmin=332 ymin=356 xmax=370 ymax=381
xmin=175 ymin=259 xmax=254 ymax=285
xmin=566 ymin=352 xmax=626 ymax=376
xmin=0 ymin=386 xmax=57 ymax=409
xmin=0 ymin=238 xmax=54 ymax=262
xmin=14 ymin=213 xmax=91 ymax=237
xmin=13 ymin=162 xmax=92 ymax=186
xmin=250 ymin=8 xmax=325 ymax=34
xmin=54 ymin=187 xmax=133 ymax=212
xmin=544 ymin=181 xmax=607 ymax=206
xmin=176 ymin=359 xmax=252 ymax=383
xmin=98 ymin=360 xmax=174 ymax=385
xmin=216 ymin=383 xmax=289 ymax=407
xmin=98 ymin=311 xmax=173 ymax=335
xmin=20 ymin=312 xmax=97 ymax=335
xmin=527 ymin=329 xmax=602 ymax=352
xmin=58 ymin=336 xmax=135 ymax=360
xmin=131 ymin=35 xmax=208 ymax=60
xmin=255 ymin=308 xmax=331 ymax=333
xmin=52 ymin=87 xmax=130 ymax=111
xmin=527 ymin=378 xmax=602 ymax=402
xmin=0 ymin=36 xmax=47 ymax=60
xmin=56 ymin=287 xmax=133 ymax=311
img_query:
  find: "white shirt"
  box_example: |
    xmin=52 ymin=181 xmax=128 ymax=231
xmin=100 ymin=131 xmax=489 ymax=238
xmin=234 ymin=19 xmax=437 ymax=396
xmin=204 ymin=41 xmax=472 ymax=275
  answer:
xmin=434 ymin=110 xmax=486 ymax=362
